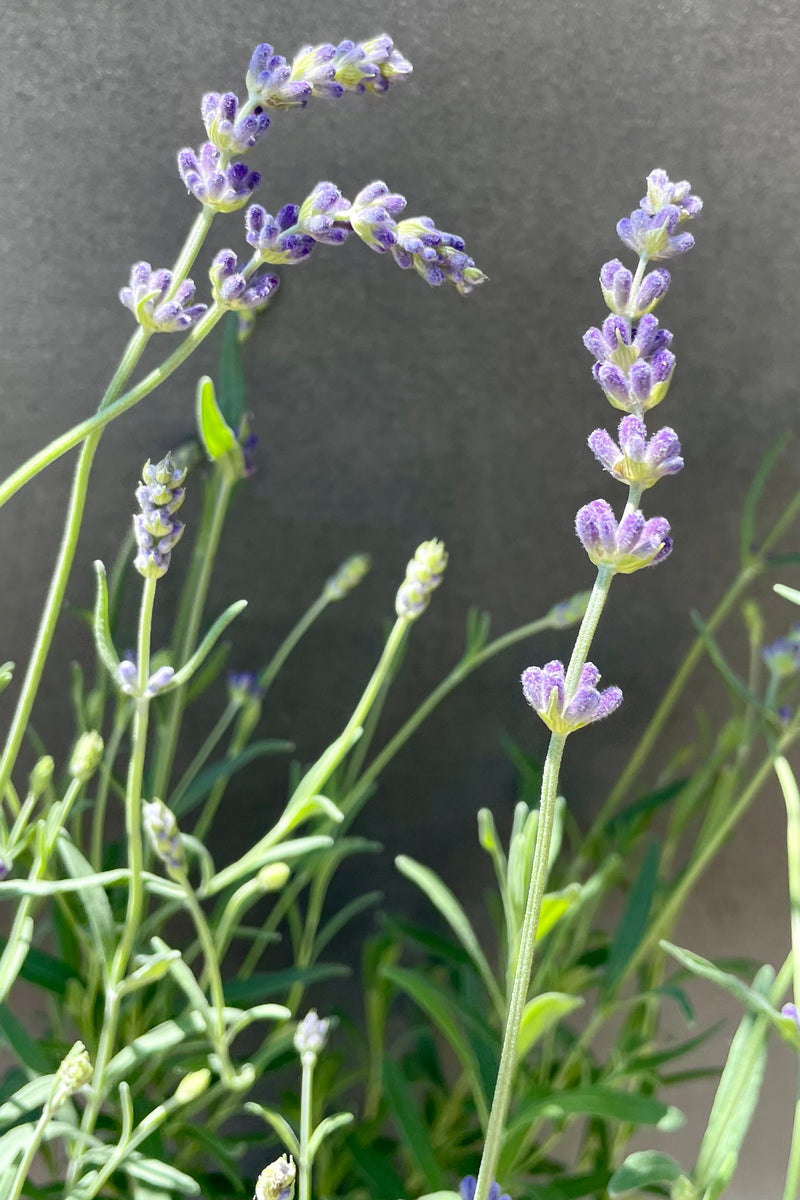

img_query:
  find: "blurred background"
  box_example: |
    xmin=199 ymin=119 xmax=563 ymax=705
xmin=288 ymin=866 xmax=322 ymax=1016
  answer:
xmin=1 ymin=1 xmax=799 ymax=1194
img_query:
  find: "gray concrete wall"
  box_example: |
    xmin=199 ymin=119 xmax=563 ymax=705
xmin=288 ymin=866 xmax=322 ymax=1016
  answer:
xmin=1 ymin=1 xmax=799 ymax=1195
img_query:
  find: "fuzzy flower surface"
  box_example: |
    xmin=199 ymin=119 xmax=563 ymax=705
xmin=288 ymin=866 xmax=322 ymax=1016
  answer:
xmin=296 ymin=181 xmax=351 ymax=244
xmin=522 ymin=661 xmax=622 ymax=735
xmin=599 ymin=259 xmax=671 ymax=319
xmin=460 ymin=1177 xmax=511 ymax=1200
xmin=588 ymin=415 xmax=683 ymax=489
xmin=201 ymin=92 xmax=270 ymax=154
xmin=143 ymin=798 xmax=186 ymax=877
xmin=118 ymin=661 xmax=175 ymax=699
xmin=178 ymin=142 xmax=260 ymax=211
xmin=346 ymin=181 xmax=406 ymax=252
xmin=575 ymin=499 xmax=672 ymax=573
xmin=210 ymin=249 xmax=279 ymax=311
xmin=120 ymin=263 xmax=206 ymax=333
xmin=245 ymin=203 xmax=315 ymax=265
xmin=392 ymin=216 xmax=487 ymax=294
xmin=583 ymin=313 xmax=675 ymax=413
xmin=246 ymin=35 xmax=411 ymax=110
xmin=294 ymin=1010 xmax=329 ymax=1061
xmin=133 ymin=453 xmax=186 ymax=579
xmin=396 ymin=539 xmax=448 ymax=619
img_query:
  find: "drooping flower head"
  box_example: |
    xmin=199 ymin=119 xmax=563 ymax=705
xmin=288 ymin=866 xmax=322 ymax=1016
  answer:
xmin=391 ymin=216 xmax=487 ymax=294
xmin=120 ymin=263 xmax=206 ymax=333
xmin=521 ymin=661 xmax=622 ymax=735
xmin=575 ymin=499 xmax=672 ymax=573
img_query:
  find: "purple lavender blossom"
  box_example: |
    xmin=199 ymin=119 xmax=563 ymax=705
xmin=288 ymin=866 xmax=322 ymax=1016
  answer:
xmin=245 ymin=203 xmax=315 ymax=265
xmin=762 ymin=627 xmax=800 ymax=679
xmin=294 ymin=1010 xmax=330 ymax=1059
xmin=583 ymin=314 xmax=675 ymax=412
xmin=133 ymin=453 xmax=186 ymax=579
xmin=228 ymin=670 xmax=266 ymax=706
xmin=143 ymin=799 xmax=186 ymax=877
xmin=782 ymin=1003 xmax=800 ymax=1030
xmin=616 ymin=205 xmax=695 ymax=261
xmin=296 ymin=182 xmax=352 ymax=244
xmin=588 ymin=415 xmax=683 ymax=489
xmin=392 ymin=217 xmax=487 ymax=294
xmin=201 ymin=92 xmax=270 ymax=155
xmin=246 ymin=35 xmax=412 ymax=110
xmin=521 ymin=660 xmax=622 ymax=734
xmin=177 ymin=142 xmax=260 ymax=212
xmin=346 ymin=181 xmax=407 ymax=252
xmin=640 ymin=169 xmax=703 ymax=221
xmin=575 ymin=499 xmax=672 ymax=573
xmin=210 ymin=249 xmax=279 ymax=311
xmin=118 ymin=660 xmax=175 ymax=698
xmin=460 ymin=1176 xmax=511 ymax=1200
xmin=599 ymin=258 xmax=671 ymax=319
xmin=119 ymin=263 xmax=206 ymax=333
xmin=396 ymin=539 xmax=448 ymax=619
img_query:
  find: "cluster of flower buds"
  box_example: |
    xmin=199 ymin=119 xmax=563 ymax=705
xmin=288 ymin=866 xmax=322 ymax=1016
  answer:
xmin=118 ymin=660 xmax=175 ymax=699
xmin=120 ymin=263 xmax=206 ymax=333
xmin=294 ymin=1010 xmax=329 ymax=1064
xmin=133 ymin=453 xmax=187 ymax=579
xmin=523 ymin=171 xmax=701 ymax=736
xmin=323 ymin=553 xmax=371 ymax=601
xmin=201 ymin=92 xmax=270 ymax=155
xmin=460 ymin=1176 xmax=512 ymax=1200
xmin=246 ymin=35 xmax=412 ymax=110
xmin=396 ymin=539 xmax=448 ymax=619
xmin=762 ymin=626 xmax=800 ymax=680
xmin=256 ymin=1155 xmax=296 ymax=1200
xmin=209 ymin=249 xmax=279 ymax=312
xmin=143 ymin=798 xmax=186 ymax=877
xmin=50 ymin=1043 xmax=93 ymax=1112
xmin=178 ymin=142 xmax=261 ymax=212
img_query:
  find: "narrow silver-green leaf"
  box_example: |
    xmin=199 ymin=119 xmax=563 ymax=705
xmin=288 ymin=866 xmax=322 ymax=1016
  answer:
xmin=516 ymin=992 xmax=583 ymax=1061
xmin=245 ymin=1103 xmax=300 ymax=1157
xmin=608 ymin=1150 xmax=686 ymax=1196
xmin=306 ymin=1111 xmax=354 ymax=1160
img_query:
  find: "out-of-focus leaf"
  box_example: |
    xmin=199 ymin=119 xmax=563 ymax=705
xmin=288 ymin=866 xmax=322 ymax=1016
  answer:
xmin=245 ymin=1103 xmax=300 ymax=1157
xmin=0 ymin=940 xmax=81 ymax=996
xmin=383 ymin=1058 xmax=445 ymax=1191
xmin=172 ymin=740 xmax=294 ymax=817
xmin=224 ymin=963 xmax=349 ymax=1006
xmin=218 ymin=311 xmax=247 ymax=429
xmin=537 ymin=884 xmax=581 ymax=942
xmin=740 ymin=432 xmax=789 ymax=566
xmin=517 ymin=992 xmax=584 ymax=1061
xmin=608 ymin=1150 xmax=685 ymax=1196
xmin=57 ymin=839 xmax=116 ymax=967
xmin=602 ymin=842 xmax=660 ymax=995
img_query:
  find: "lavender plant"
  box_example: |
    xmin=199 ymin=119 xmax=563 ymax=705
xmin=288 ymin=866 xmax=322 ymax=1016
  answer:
xmin=0 ymin=31 xmax=798 ymax=1200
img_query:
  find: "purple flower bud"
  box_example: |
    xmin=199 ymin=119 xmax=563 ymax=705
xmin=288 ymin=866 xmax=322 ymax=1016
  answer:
xmin=782 ymin=1003 xmax=800 ymax=1030
xmin=294 ymin=1010 xmax=329 ymax=1059
xmin=201 ymin=92 xmax=270 ymax=155
xmin=391 ymin=217 xmax=486 ymax=295
xmin=396 ymin=539 xmax=448 ymax=620
xmin=640 ymin=170 xmax=703 ymax=221
xmin=119 ymin=262 xmax=206 ymax=333
xmin=118 ymin=660 xmax=138 ymax=695
xmin=177 ymin=142 xmax=260 ymax=212
xmin=460 ymin=1177 xmax=511 ymax=1200
xmin=144 ymin=666 xmax=175 ymax=698
xmin=575 ymin=499 xmax=672 ymax=573
xmin=210 ymin=249 xmax=279 ymax=311
xmin=133 ymin=453 xmax=187 ymax=580
xmin=345 ymin=181 xmax=407 ymax=252
xmin=228 ymin=670 xmax=265 ymax=707
xmin=617 ymin=205 xmax=695 ymax=261
xmin=143 ymin=799 xmax=186 ymax=877
xmin=521 ymin=659 xmax=622 ymax=734
xmin=588 ymin=416 xmax=683 ymax=488
xmin=246 ymin=36 xmax=412 ymax=109
xmin=762 ymin=626 xmax=800 ymax=679
xmin=245 ymin=203 xmax=315 ymax=265
xmin=296 ymin=181 xmax=352 ymax=245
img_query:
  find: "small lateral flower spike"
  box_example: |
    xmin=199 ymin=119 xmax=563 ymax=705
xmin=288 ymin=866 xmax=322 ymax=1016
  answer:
xmin=575 ymin=499 xmax=672 ymax=573
xmin=210 ymin=250 xmax=279 ymax=311
xmin=599 ymin=259 xmax=671 ymax=320
xmin=50 ymin=1042 xmax=93 ymax=1112
xmin=323 ymin=553 xmax=371 ymax=601
xmin=392 ymin=216 xmax=487 ymax=293
xmin=521 ymin=661 xmax=622 ymax=735
xmin=201 ymin=92 xmax=270 ymax=155
xmin=143 ymin=798 xmax=186 ymax=878
xmin=583 ymin=313 xmax=675 ymax=413
xmin=133 ymin=453 xmax=187 ymax=580
xmin=588 ymin=416 xmax=683 ymax=489
xmin=294 ymin=1009 xmax=329 ymax=1063
xmin=246 ymin=35 xmax=412 ymax=110
xmin=396 ymin=539 xmax=448 ymax=619
xmin=256 ymin=1155 xmax=296 ymax=1200
xmin=177 ymin=142 xmax=260 ymax=211
xmin=119 ymin=263 xmax=206 ymax=333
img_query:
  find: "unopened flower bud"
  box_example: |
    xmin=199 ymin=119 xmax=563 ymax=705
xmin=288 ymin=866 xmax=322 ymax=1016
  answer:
xmin=134 ymin=454 xmax=187 ymax=579
xmin=575 ymin=499 xmax=672 ymax=573
xmin=396 ymin=539 xmax=448 ymax=620
xmin=69 ymin=732 xmax=104 ymax=783
xmin=255 ymin=1155 xmax=296 ymax=1200
xmin=323 ymin=553 xmax=371 ymax=601
xmin=143 ymin=799 xmax=186 ymax=877
xmin=173 ymin=1068 xmax=212 ymax=1105
xmin=547 ymin=591 xmax=591 ymax=630
xmin=29 ymin=755 xmax=55 ymax=798
xmin=294 ymin=1010 xmax=329 ymax=1061
xmin=51 ymin=1042 xmax=93 ymax=1111
xmin=257 ymin=862 xmax=291 ymax=892
xmin=522 ymin=661 xmax=622 ymax=735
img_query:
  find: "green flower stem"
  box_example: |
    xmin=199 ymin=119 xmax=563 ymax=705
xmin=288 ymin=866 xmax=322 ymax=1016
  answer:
xmin=7 ymin=1096 xmax=54 ymax=1200
xmin=152 ymin=471 xmax=235 ymax=801
xmin=777 ymin=755 xmax=800 ymax=1200
xmin=74 ymin=575 xmax=157 ymax=1170
xmin=90 ymin=706 xmax=130 ymax=871
xmin=785 ymin=1075 xmax=800 ymax=1200
xmin=178 ymin=877 xmax=239 ymax=1087
xmin=170 ymin=698 xmax=238 ymax=811
xmin=589 ymin=490 xmax=800 ymax=845
xmin=473 ymin=732 xmax=567 ymax=1200
xmin=259 ymin=593 xmax=331 ymax=694
xmin=299 ymin=1054 xmax=315 ymax=1200
xmin=71 ymin=1087 xmax=185 ymax=1200
xmin=206 ymin=616 xmax=411 ymax=897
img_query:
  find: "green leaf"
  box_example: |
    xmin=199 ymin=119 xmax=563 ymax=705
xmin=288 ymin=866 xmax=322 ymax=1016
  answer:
xmin=0 ymin=916 xmax=34 ymax=1002
xmin=661 ymin=942 xmax=799 ymax=1047
xmin=537 ymin=884 xmax=581 ymax=941
xmin=57 ymin=839 xmax=116 ymax=967
xmin=0 ymin=1005 xmax=52 ymax=1074
xmin=502 ymin=1085 xmax=683 ymax=1149
xmin=517 ymin=992 xmax=584 ymax=1061
xmin=775 ymin=583 xmax=800 ymax=606
xmin=122 ymin=1155 xmax=200 ymax=1193
xmin=608 ymin=1150 xmax=685 ymax=1195
xmin=172 ymin=740 xmax=294 ymax=817
xmin=105 ymin=1015 xmax=205 ymax=1088
xmin=694 ymin=968 xmax=772 ymax=1191
xmin=306 ymin=1111 xmax=354 ymax=1159
xmin=395 ymin=855 xmax=503 ymax=1012
xmin=183 ymin=640 xmax=232 ymax=705
xmin=196 ymin=375 xmax=237 ymax=462
xmin=218 ymin=311 xmax=247 ymax=428
xmin=740 ymin=432 xmax=789 ymax=566
xmin=381 ymin=964 xmax=489 ymax=1125
xmin=603 ymin=841 xmax=660 ymax=994
xmin=0 ymin=1076 xmax=54 ymax=1128
xmin=526 ymin=1172 xmax=612 ymax=1200
xmin=92 ymin=560 xmax=122 ymax=679
xmin=0 ymin=941 xmax=80 ymax=996
xmin=224 ymin=963 xmax=350 ymax=1007
xmin=314 ymin=891 xmax=383 ymax=958
xmin=345 ymin=1133 xmax=406 ymax=1199
xmin=168 ymin=600 xmax=248 ymax=691
xmin=383 ymin=1057 xmax=445 ymax=1190
xmin=245 ymin=1103 xmax=300 ymax=1157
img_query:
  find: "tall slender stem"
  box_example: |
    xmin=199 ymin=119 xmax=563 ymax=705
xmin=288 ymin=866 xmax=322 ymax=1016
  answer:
xmin=299 ymin=1056 xmax=315 ymax=1200
xmin=7 ymin=1102 xmax=52 ymax=1200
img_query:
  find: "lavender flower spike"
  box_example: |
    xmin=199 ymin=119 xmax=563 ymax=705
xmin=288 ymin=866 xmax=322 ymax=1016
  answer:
xmin=392 ymin=216 xmax=487 ymax=294
xmin=324 ymin=553 xmax=371 ymax=601
xmin=346 ymin=181 xmax=407 ymax=252
xmin=599 ymin=259 xmax=671 ymax=319
xmin=201 ymin=92 xmax=270 ymax=155
xmin=246 ymin=35 xmax=412 ymax=110
xmin=245 ymin=203 xmax=315 ymax=265
xmin=396 ymin=539 xmax=448 ymax=619
xmin=119 ymin=262 xmax=206 ymax=333
xmin=296 ymin=182 xmax=352 ymax=244
xmin=576 ymin=499 xmax=672 ymax=573
xmin=640 ymin=169 xmax=703 ymax=221
xmin=210 ymin=249 xmax=279 ymax=311
xmin=617 ymin=205 xmax=695 ymax=261
xmin=133 ymin=453 xmax=186 ymax=580
xmin=521 ymin=660 xmax=622 ymax=735
xmin=294 ymin=1010 xmax=330 ymax=1061
xmin=143 ymin=798 xmax=186 ymax=878
xmin=460 ymin=1176 xmax=511 ymax=1200
xmin=588 ymin=415 xmax=683 ymax=489
xmin=177 ymin=142 xmax=260 ymax=212
xmin=256 ymin=1156 xmax=296 ymax=1200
